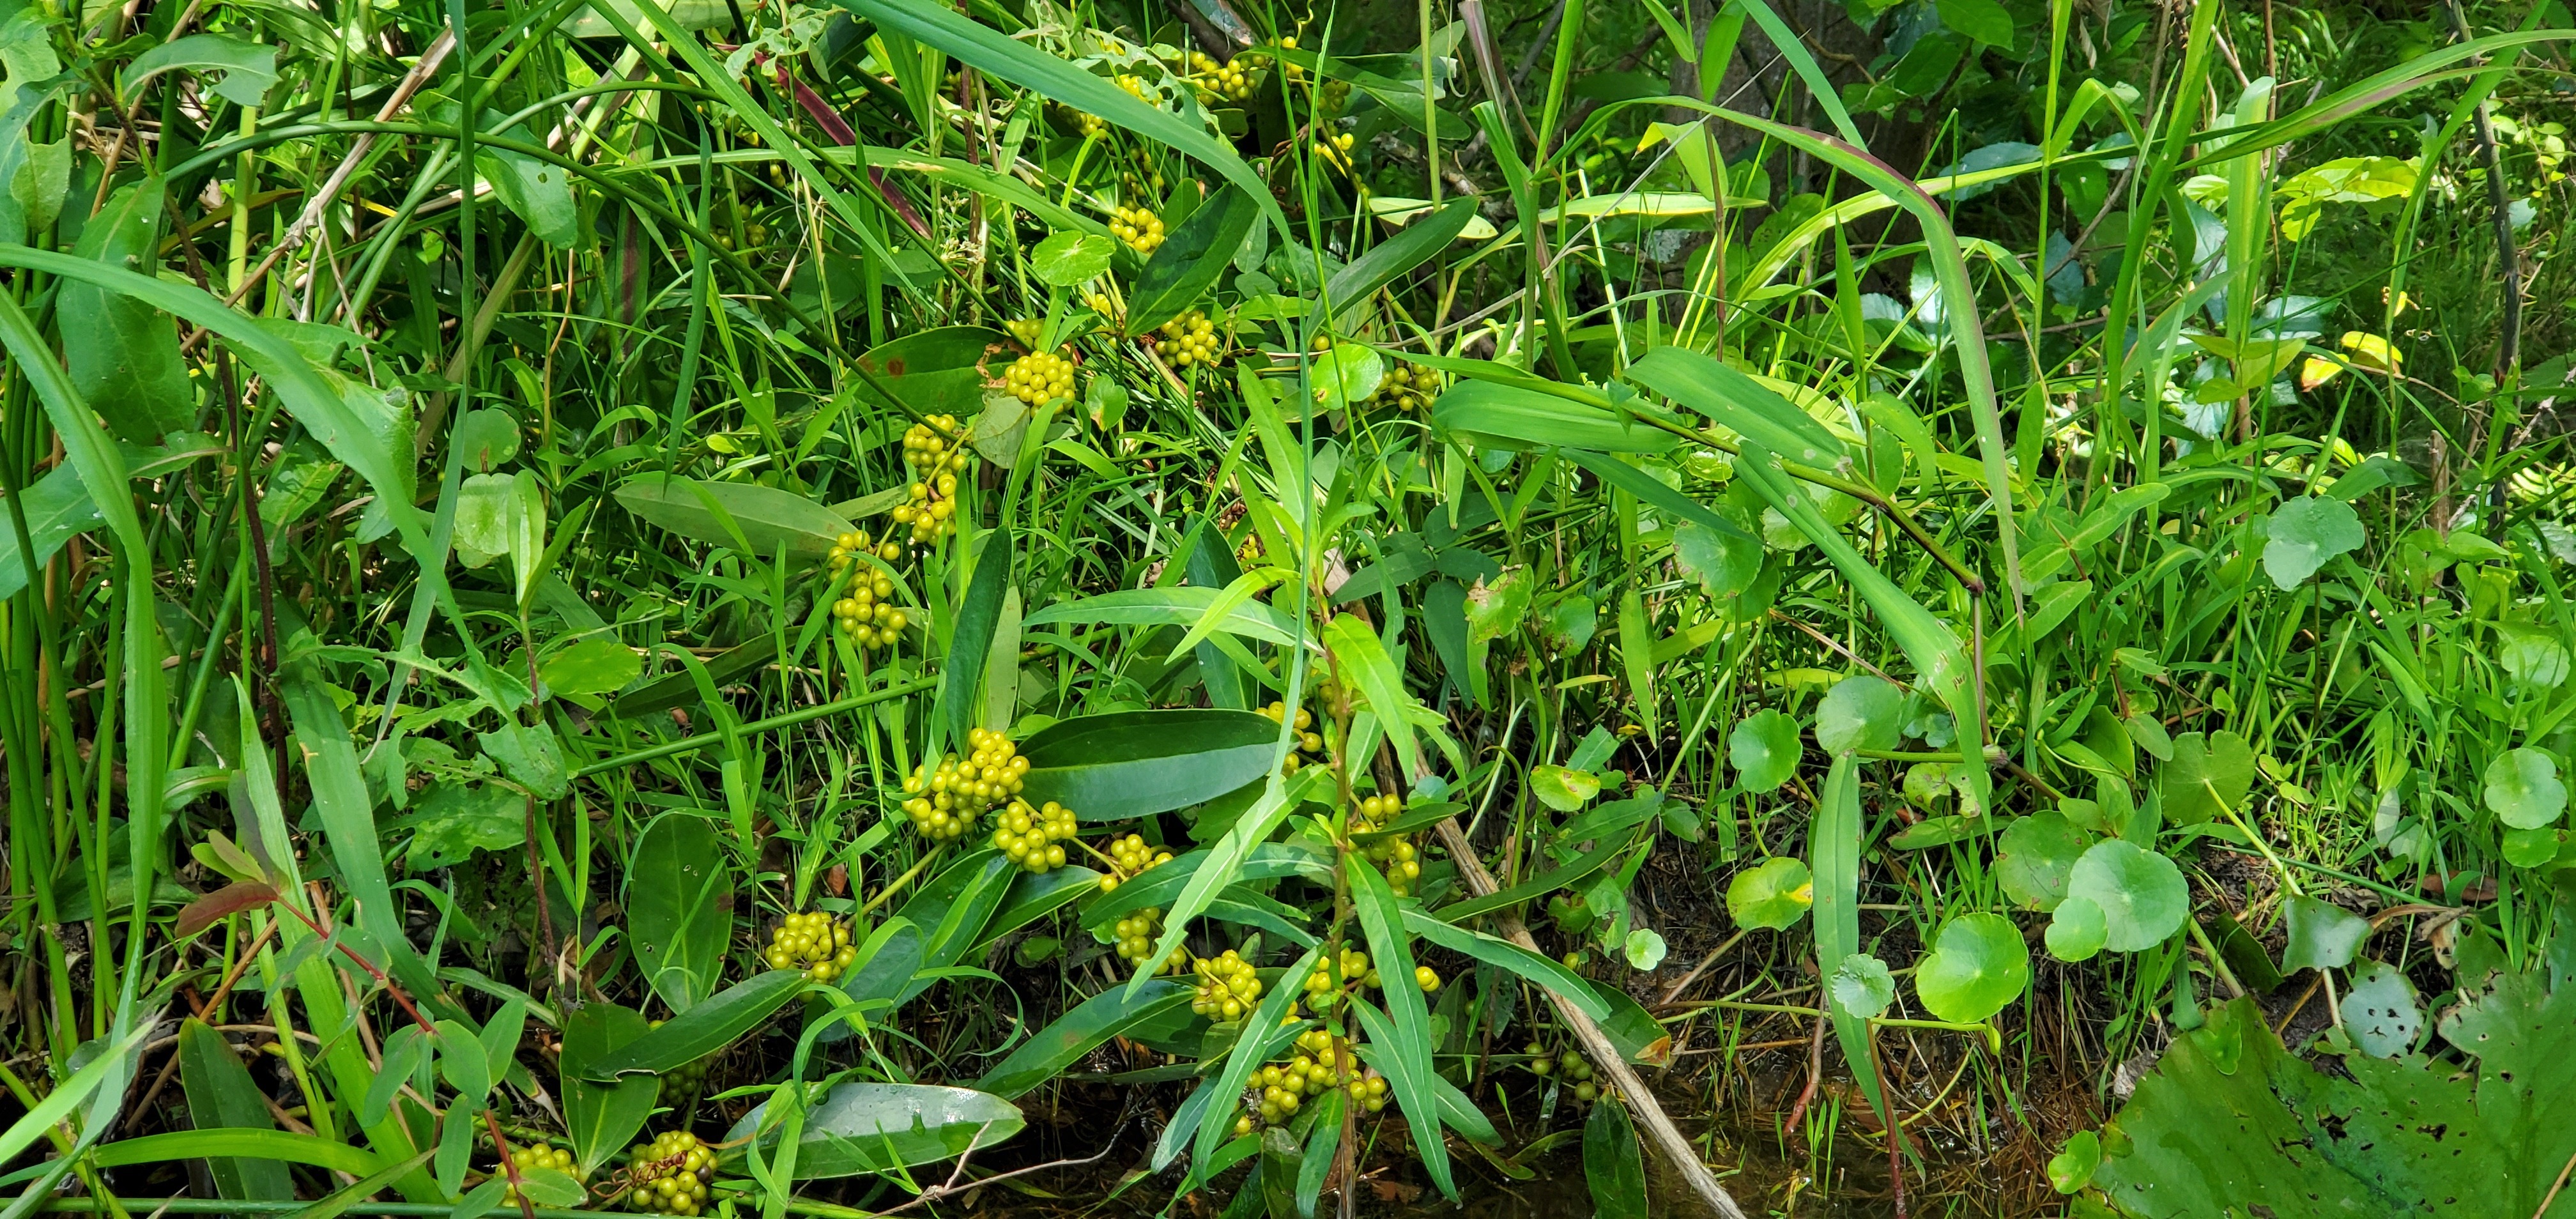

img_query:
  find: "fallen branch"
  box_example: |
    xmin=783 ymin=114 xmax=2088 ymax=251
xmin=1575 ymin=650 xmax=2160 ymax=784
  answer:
xmin=1432 ymin=816 xmax=1749 ymax=1219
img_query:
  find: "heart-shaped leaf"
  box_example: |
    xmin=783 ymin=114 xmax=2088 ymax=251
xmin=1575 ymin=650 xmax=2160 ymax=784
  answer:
xmin=2160 ymin=730 xmax=2255 ymax=825
xmin=1031 ymin=230 xmax=1116 ymax=286
xmin=1915 ymin=913 xmax=2030 ymax=1023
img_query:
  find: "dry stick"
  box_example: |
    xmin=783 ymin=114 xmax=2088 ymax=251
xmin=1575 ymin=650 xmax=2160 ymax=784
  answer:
xmin=2534 ymin=1144 xmax=2576 ymax=1219
xmin=1431 ymin=818 xmax=1749 ymax=1219
xmin=228 ymin=29 xmax=459 ymax=312
xmin=1781 ymin=1009 xmax=1827 ymax=1133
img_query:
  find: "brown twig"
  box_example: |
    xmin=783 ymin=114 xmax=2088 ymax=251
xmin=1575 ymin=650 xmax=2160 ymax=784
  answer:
xmin=1782 ymin=1009 xmax=1828 ymax=1133
xmin=1432 ymin=816 xmax=1750 ymax=1218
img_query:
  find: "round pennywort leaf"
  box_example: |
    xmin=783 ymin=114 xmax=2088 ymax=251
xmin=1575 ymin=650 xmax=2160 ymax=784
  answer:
xmin=1831 ymin=952 xmax=1894 ymax=1020
xmin=1815 ymin=675 xmax=1903 ymax=756
xmin=1913 ymin=912 xmax=2030 ymax=1023
xmin=2066 ymin=839 xmax=2188 ymax=953
xmin=2483 ymin=747 xmax=2566 ymax=830
xmin=1729 ymin=710 xmax=1802 ymax=792
xmin=1725 ymin=857 xmax=1812 ymax=931
xmin=2045 ymin=896 xmax=2107 ymax=962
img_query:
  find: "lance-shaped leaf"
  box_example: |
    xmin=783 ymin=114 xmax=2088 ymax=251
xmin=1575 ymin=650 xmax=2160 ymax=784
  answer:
xmin=972 ymin=981 xmax=1195 ymax=1099
xmin=1017 ymin=709 xmax=1284 ymax=819
xmin=726 ymin=1084 xmax=1023 ymax=1177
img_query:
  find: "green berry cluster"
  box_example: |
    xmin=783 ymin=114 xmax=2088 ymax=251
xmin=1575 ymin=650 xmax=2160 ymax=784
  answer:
xmin=500 ymin=1144 xmax=581 ymax=1206
xmin=829 ymin=564 xmax=907 ymax=653
xmin=1002 ymin=318 xmax=1045 ymax=349
xmin=1100 ymin=832 xmax=1173 ymax=891
xmin=1302 ymin=946 xmax=1438 ymax=1005
xmin=1352 ymin=793 xmax=1424 ymax=896
xmin=901 ymin=728 xmax=1027 ymax=841
xmin=625 ymin=1131 xmax=714 ymax=1215
xmin=765 ymin=910 xmax=858 ymax=982
xmin=893 ymin=417 xmax=968 ymax=546
xmin=1004 ymin=348 xmax=1077 ymax=407
xmin=1182 ymin=50 xmax=1254 ymax=103
xmin=1526 ymin=1042 xmax=1602 ymax=1103
xmin=1241 ymin=1029 xmax=1392 ymax=1129
xmin=828 ymin=528 xmax=903 ymax=570
xmin=1114 ymin=72 xmax=1156 ymax=105
xmin=1110 ymin=907 xmax=1180 ymax=972
xmin=1110 ymin=204 xmax=1166 ymax=254
xmin=1370 ymin=361 xmax=1441 ymax=412
xmin=993 ymin=798 xmax=1077 ymax=873
xmin=1190 ymin=949 xmax=1263 ymax=1021
xmin=1256 ymin=701 xmax=1326 ymax=772
xmin=1160 ymin=310 xmax=1221 ymax=367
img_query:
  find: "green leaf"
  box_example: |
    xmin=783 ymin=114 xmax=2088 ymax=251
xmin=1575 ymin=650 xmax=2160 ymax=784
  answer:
xmin=2279 ymin=895 xmax=2370 ymax=974
xmin=1996 ymin=810 xmax=2087 ymax=911
xmin=1725 ymin=857 xmax=1813 ymax=931
xmin=2262 ymin=496 xmax=2366 ymax=588
xmin=2159 ymin=730 xmax=2255 ymax=825
xmin=79 ymin=1129 xmax=387 ymax=1178
xmin=1728 ymin=710 xmax=1802 ymax=792
xmin=1031 ymin=229 xmax=1116 ymax=288
xmin=727 ymin=1083 xmax=1023 ymax=1177
xmin=1623 ymin=928 xmax=1669 ymax=971
xmin=1323 ymin=611 xmax=1445 ymax=778
xmin=478 ymin=722 xmax=567 ymax=800
xmin=972 ymin=981 xmax=1195 ymax=1099
xmin=2066 ymin=839 xmax=2188 ymax=953
xmin=1673 ymin=518 xmax=1762 ymax=601
xmin=1830 ymin=953 xmax=1895 ymax=1020
xmin=852 ymin=326 xmax=1006 ymax=422
xmin=2046 ymin=896 xmax=2107 ymax=962
xmin=61 ymin=181 xmax=193 ymax=443
xmin=558 ymin=1004 xmax=657 ymax=1176
xmin=1815 ymin=674 xmax=1902 ymax=755
xmin=1326 ymin=195 xmax=1479 ymax=311
xmin=1126 ymin=187 xmax=1262 ymax=334
xmin=1305 ymin=343 xmax=1386 ymax=412
xmin=1432 ymin=379 xmax=1680 ymax=453
xmin=581 ymin=971 xmax=806 ymax=1078
xmin=834 ymin=0 xmax=1285 ymax=240
xmin=283 ymin=675 xmax=434 ymax=997
xmin=626 ymin=813 xmax=735 ymax=1013
xmin=394 ymin=782 xmax=524 ymax=871
xmin=179 ymin=1020 xmax=294 ymax=1204
xmin=1432 ymin=834 xmax=1634 ymax=923
xmin=542 ymin=637 xmax=643 ymax=698
xmin=1625 ymin=348 xmax=1846 ymax=466
xmin=453 ymin=472 xmax=524 ymax=565
xmin=0 ymin=462 xmax=102 ymax=602
xmin=1398 ymin=909 xmax=1611 ymax=1021
xmin=937 ymin=530 xmax=1013 ymax=753
xmin=970 ymin=866 xmax=1104 ymax=958
xmin=1349 ymin=854 xmax=1453 ymax=1199
xmin=1531 ymin=765 xmax=1600 ymax=812
xmin=2344 ymin=960 xmax=2419 ymax=1057
xmin=2047 ymin=1131 xmax=2101 ymax=1194
xmin=121 ymin=34 xmax=278 ymax=106
xmin=1936 ymin=0 xmax=2014 ymax=47
xmin=1913 ymin=913 xmax=2030 ymax=1023
xmin=1811 ymin=753 xmax=1885 ymax=1118
xmin=1022 ymin=586 xmax=1305 ymax=649
xmin=2485 ymin=748 xmax=2567 ymax=830
xmin=1582 ymin=1099 xmax=1648 ymax=1219
xmin=614 ymin=476 xmax=856 ymax=560
xmin=1016 ymin=709 xmax=1282 ymax=818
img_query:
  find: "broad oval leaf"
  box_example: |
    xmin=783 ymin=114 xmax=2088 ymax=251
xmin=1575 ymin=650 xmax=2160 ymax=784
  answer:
xmin=63 ymin=182 xmax=194 ymax=444
xmin=1126 ymin=187 xmax=1262 ymax=334
xmin=2065 ymin=839 xmax=2188 ymax=953
xmin=1018 ymin=709 xmax=1282 ymax=818
xmin=626 ymin=813 xmax=734 ymax=1013
xmin=583 ymin=970 xmax=805 ymax=1078
xmin=852 ymin=326 xmax=1002 ymax=422
xmin=1726 ymin=857 xmax=1813 ymax=930
xmin=615 ymin=476 xmax=855 ymax=559
xmin=1582 ymin=1098 xmax=1648 ymax=1219
xmin=725 ymin=1083 xmax=1023 ymax=1177
xmin=559 ymin=1003 xmax=657 ymax=1176
xmin=2343 ymin=960 xmax=2419 ymax=1058
xmin=1913 ymin=913 xmax=2030 ymax=1023
xmin=1531 ymin=765 xmax=1600 ymax=812
xmin=542 ymin=637 xmax=643 ymax=698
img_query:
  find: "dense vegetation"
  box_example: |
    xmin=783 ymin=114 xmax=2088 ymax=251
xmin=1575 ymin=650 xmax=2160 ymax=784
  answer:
xmin=3 ymin=0 xmax=2573 ymax=1214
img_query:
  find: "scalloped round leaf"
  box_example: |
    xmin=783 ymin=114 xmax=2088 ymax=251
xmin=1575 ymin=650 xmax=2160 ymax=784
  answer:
xmin=1815 ymin=674 xmax=1903 ymax=755
xmin=2066 ymin=839 xmax=2188 ymax=953
xmin=1725 ymin=857 xmax=1812 ymax=931
xmin=1831 ymin=952 xmax=1895 ymax=1020
xmin=1031 ymin=230 xmax=1116 ymax=286
xmin=1914 ymin=912 xmax=2030 ymax=1023
xmin=1623 ymin=928 xmax=1668 ymax=971
xmin=2262 ymin=495 xmax=2365 ymax=589
xmin=2045 ymin=896 xmax=2107 ymax=962
xmin=1532 ymin=765 xmax=1601 ymax=812
xmin=2483 ymin=747 xmax=2567 ymax=830
xmin=1729 ymin=709 xmax=1802 ymax=792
